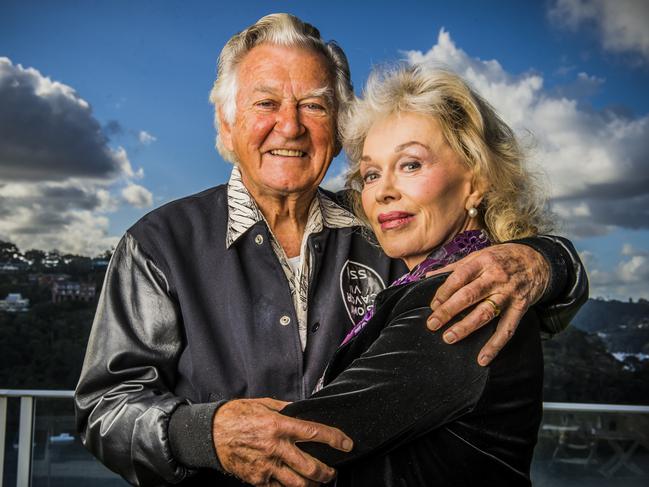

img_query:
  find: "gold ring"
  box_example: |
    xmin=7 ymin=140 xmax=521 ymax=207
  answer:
xmin=484 ymin=298 xmax=500 ymax=317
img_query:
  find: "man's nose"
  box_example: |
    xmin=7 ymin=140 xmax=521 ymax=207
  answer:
xmin=274 ymin=105 xmax=305 ymax=138
xmin=375 ymin=172 xmax=400 ymax=203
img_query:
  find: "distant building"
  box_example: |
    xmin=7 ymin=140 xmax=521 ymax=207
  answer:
xmin=0 ymin=293 xmax=30 ymax=312
xmin=91 ymin=259 xmax=110 ymax=270
xmin=0 ymin=263 xmax=23 ymax=273
xmin=28 ymin=273 xmax=71 ymax=286
xmin=52 ymin=281 xmax=97 ymax=303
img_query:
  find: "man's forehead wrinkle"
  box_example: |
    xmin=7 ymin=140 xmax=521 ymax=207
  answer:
xmin=234 ymin=45 xmax=336 ymax=113
xmin=250 ymin=84 xmax=333 ymax=102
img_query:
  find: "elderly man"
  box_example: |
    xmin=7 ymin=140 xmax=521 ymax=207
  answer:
xmin=75 ymin=13 xmax=587 ymax=487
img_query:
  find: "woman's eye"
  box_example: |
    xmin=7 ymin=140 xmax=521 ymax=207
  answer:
xmin=362 ymin=172 xmax=379 ymax=184
xmin=401 ymin=161 xmax=421 ymax=172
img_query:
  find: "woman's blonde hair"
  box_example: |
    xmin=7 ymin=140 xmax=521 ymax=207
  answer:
xmin=343 ymin=65 xmax=550 ymax=242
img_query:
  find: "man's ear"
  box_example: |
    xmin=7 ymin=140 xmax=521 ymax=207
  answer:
xmin=218 ymin=109 xmax=234 ymax=152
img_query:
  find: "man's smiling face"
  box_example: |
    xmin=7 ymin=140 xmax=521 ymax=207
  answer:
xmin=220 ymin=43 xmax=338 ymax=200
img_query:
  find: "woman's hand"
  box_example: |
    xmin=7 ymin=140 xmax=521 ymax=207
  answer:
xmin=425 ymin=243 xmax=550 ymax=366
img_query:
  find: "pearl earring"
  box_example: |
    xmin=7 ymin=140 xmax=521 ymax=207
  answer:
xmin=468 ymin=207 xmax=478 ymax=218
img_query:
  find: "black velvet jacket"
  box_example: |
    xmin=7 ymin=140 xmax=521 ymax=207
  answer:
xmin=283 ymin=273 xmax=543 ymax=486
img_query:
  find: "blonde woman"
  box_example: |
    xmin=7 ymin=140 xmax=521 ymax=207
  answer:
xmin=282 ymin=66 xmax=559 ymax=486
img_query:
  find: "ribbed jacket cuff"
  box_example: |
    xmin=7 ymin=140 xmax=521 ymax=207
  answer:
xmin=168 ymin=401 xmax=227 ymax=471
xmin=510 ymin=236 xmax=569 ymax=305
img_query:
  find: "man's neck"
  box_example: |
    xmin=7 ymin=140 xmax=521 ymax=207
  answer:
xmin=247 ymin=186 xmax=316 ymax=258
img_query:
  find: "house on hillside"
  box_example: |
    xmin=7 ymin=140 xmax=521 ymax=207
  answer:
xmin=0 ymin=293 xmax=30 ymax=312
xmin=28 ymin=273 xmax=71 ymax=286
xmin=51 ymin=281 xmax=96 ymax=303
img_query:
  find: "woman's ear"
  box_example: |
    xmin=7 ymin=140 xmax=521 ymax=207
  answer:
xmin=466 ymin=174 xmax=488 ymax=211
xmin=218 ymin=109 xmax=234 ymax=152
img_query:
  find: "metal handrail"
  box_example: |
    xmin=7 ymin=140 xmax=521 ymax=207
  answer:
xmin=543 ymin=402 xmax=649 ymax=413
xmin=0 ymin=390 xmax=74 ymax=399
xmin=1 ymin=390 xmax=648 ymax=487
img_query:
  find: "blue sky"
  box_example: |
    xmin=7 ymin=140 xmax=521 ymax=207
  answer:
xmin=1 ymin=0 xmax=648 ymax=299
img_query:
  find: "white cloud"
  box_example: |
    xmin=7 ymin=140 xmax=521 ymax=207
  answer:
xmin=0 ymin=57 xmax=135 ymax=182
xmin=554 ymin=71 xmax=605 ymax=99
xmin=617 ymin=255 xmax=649 ymax=283
xmin=404 ymin=29 xmax=649 ymax=238
xmin=138 ymin=130 xmax=157 ymax=145
xmin=580 ymin=245 xmax=649 ymax=299
xmin=321 ymin=166 xmax=347 ymax=192
xmin=621 ymin=243 xmax=649 ymax=257
xmin=0 ymin=57 xmax=153 ymax=255
xmin=121 ymin=184 xmax=153 ymax=208
xmin=549 ymin=0 xmax=649 ymax=63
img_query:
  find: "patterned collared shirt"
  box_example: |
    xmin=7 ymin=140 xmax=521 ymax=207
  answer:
xmin=226 ymin=165 xmax=362 ymax=351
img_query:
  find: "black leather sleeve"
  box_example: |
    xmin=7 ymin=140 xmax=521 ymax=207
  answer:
xmin=512 ymin=235 xmax=589 ymax=335
xmin=74 ymin=233 xmax=195 ymax=486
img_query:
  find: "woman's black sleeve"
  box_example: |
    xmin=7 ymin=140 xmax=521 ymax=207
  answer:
xmin=281 ymin=282 xmax=492 ymax=466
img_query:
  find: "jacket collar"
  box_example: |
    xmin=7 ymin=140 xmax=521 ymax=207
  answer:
xmin=225 ymin=165 xmax=362 ymax=248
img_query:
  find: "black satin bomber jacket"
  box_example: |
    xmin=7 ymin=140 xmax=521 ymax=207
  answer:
xmin=74 ymin=184 xmax=588 ymax=486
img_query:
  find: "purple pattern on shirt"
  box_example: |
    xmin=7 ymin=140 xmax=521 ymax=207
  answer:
xmin=340 ymin=229 xmax=491 ymax=346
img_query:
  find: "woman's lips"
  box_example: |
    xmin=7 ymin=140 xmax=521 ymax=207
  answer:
xmin=377 ymin=211 xmax=414 ymax=231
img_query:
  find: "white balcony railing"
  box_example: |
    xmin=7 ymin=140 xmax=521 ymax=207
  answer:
xmin=1 ymin=390 xmax=649 ymax=487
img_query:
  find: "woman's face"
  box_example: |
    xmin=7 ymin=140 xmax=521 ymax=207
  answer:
xmin=360 ymin=112 xmax=483 ymax=270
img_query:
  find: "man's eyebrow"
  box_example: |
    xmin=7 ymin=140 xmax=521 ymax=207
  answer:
xmin=301 ymin=86 xmax=335 ymax=108
xmin=253 ymin=86 xmax=332 ymax=97
xmin=394 ymin=141 xmax=431 ymax=152
xmin=303 ymin=86 xmax=334 ymax=100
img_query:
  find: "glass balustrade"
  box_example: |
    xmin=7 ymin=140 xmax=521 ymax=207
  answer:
xmin=1 ymin=391 xmax=648 ymax=487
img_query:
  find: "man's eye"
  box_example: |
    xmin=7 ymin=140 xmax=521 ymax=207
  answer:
xmin=255 ymin=100 xmax=276 ymax=109
xmin=302 ymin=103 xmax=326 ymax=112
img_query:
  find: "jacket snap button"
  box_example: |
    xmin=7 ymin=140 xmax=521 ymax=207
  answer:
xmin=255 ymin=234 xmax=264 ymax=245
xmin=279 ymin=315 xmax=291 ymax=326
xmin=311 ymin=321 xmax=320 ymax=332
xmin=314 ymin=242 xmax=322 ymax=252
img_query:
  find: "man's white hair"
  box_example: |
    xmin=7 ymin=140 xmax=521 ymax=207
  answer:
xmin=208 ymin=13 xmax=353 ymax=163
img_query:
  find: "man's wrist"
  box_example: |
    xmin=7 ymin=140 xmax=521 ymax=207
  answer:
xmin=168 ymin=401 xmax=228 ymax=471
xmin=510 ymin=236 xmax=569 ymax=304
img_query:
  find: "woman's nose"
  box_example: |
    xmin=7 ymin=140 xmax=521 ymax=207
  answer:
xmin=274 ymin=105 xmax=305 ymax=139
xmin=375 ymin=173 xmax=400 ymax=203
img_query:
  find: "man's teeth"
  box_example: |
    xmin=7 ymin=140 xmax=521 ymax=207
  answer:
xmin=270 ymin=149 xmax=305 ymax=157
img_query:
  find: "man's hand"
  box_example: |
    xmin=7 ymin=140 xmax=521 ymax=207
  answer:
xmin=425 ymin=243 xmax=550 ymax=366
xmin=213 ymin=397 xmax=353 ymax=487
